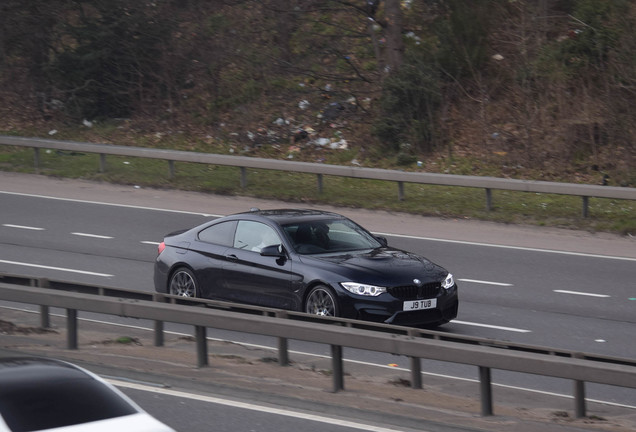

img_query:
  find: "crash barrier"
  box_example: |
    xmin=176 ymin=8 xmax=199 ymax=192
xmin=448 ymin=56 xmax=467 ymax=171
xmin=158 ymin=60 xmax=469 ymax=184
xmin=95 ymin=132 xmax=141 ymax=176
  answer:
xmin=1 ymin=274 xmax=636 ymax=418
xmin=2 ymin=135 xmax=635 ymax=217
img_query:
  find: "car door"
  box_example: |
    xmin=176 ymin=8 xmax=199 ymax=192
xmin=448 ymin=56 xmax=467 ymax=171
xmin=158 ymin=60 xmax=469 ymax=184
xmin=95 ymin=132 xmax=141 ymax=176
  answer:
xmin=189 ymin=220 xmax=236 ymax=299
xmin=222 ymin=220 xmax=295 ymax=309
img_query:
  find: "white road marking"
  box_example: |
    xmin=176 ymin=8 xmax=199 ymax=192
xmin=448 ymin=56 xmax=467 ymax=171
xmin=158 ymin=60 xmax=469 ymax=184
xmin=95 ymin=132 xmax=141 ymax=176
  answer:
xmin=71 ymin=232 xmax=113 ymax=239
xmin=2 ymin=224 xmax=45 ymax=230
xmin=0 ymin=260 xmax=113 ymax=277
xmin=374 ymin=231 xmax=636 ymax=262
xmin=553 ymin=290 xmax=610 ymax=298
xmin=452 ymin=320 xmax=531 ymax=333
xmin=141 ymin=241 xmax=160 ymax=245
xmin=458 ymin=278 xmax=513 ymax=286
xmin=110 ymin=379 xmax=413 ymax=432
xmin=0 ymin=190 xmax=218 ymax=217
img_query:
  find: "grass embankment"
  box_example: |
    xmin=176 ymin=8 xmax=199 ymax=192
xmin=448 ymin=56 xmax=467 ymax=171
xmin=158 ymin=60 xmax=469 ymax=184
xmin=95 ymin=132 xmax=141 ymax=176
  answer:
xmin=0 ymin=129 xmax=634 ymax=236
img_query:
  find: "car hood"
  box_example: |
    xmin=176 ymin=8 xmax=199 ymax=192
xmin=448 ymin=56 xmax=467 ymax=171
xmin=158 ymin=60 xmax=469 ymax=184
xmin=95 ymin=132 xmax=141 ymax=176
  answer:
xmin=300 ymin=248 xmax=447 ymax=284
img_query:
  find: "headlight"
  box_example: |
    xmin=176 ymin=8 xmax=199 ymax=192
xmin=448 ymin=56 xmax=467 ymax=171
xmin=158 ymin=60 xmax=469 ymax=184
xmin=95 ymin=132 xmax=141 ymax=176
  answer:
xmin=441 ymin=273 xmax=455 ymax=290
xmin=340 ymin=282 xmax=387 ymax=297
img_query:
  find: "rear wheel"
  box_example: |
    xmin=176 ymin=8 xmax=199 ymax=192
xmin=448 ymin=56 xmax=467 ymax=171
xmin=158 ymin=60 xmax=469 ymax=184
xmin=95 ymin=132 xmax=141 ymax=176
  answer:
xmin=169 ymin=268 xmax=198 ymax=297
xmin=305 ymin=285 xmax=338 ymax=317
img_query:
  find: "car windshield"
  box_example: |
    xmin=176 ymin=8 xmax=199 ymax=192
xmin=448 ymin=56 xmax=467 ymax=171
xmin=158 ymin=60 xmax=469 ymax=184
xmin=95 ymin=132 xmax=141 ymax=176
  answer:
xmin=282 ymin=218 xmax=382 ymax=255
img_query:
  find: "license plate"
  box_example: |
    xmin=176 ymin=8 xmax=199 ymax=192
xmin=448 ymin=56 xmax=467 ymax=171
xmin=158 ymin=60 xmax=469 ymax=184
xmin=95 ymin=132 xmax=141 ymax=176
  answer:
xmin=403 ymin=298 xmax=437 ymax=311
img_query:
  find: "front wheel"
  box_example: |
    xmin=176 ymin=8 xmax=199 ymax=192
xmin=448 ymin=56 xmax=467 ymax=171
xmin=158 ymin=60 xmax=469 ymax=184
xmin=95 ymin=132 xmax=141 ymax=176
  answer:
xmin=305 ymin=285 xmax=338 ymax=317
xmin=169 ymin=267 xmax=198 ymax=297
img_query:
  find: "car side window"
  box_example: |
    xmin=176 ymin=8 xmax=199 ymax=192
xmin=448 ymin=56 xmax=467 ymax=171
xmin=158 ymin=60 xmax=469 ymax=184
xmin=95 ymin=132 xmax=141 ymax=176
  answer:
xmin=198 ymin=220 xmax=237 ymax=246
xmin=234 ymin=221 xmax=280 ymax=253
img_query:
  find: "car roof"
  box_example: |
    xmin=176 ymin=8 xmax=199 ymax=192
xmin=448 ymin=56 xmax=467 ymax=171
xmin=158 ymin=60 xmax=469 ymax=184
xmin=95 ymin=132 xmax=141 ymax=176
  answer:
xmin=232 ymin=208 xmax=346 ymax=225
xmin=0 ymin=357 xmax=88 ymax=386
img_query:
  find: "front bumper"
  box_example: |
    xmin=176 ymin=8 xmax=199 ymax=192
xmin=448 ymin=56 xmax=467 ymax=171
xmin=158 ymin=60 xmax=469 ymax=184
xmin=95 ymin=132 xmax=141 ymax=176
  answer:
xmin=337 ymin=285 xmax=459 ymax=327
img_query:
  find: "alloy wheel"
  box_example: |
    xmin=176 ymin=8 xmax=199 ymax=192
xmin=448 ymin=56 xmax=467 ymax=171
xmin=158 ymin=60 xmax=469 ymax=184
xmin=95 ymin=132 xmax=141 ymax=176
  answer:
xmin=306 ymin=286 xmax=336 ymax=316
xmin=170 ymin=269 xmax=197 ymax=297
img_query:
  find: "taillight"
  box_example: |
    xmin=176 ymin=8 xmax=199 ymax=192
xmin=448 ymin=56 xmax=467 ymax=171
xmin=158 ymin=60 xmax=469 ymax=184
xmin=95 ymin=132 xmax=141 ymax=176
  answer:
xmin=157 ymin=241 xmax=166 ymax=255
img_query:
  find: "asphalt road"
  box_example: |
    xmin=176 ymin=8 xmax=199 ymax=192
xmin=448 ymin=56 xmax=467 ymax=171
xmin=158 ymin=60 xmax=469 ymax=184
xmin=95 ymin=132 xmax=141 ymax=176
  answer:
xmin=119 ymin=384 xmax=426 ymax=432
xmin=117 ymin=382 xmax=479 ymax=432
xmin=2 ymin=171 xmax=636 ymax=424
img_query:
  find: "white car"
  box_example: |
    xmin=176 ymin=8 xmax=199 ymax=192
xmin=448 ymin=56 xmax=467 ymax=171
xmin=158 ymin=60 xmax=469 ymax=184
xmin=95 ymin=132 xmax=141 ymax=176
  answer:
xmin=0 ymin=356 xmax=175 ymax=432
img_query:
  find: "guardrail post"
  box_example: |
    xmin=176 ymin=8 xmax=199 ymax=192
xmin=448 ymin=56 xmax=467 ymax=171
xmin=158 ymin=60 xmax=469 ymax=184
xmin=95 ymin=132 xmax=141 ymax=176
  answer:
xmin=154 ymin=321 xmax=164 ymax=347
xmin=331 ymin=345 xmax=344 ymax=392
xmin=39 ymin=305 xmax=50 ymax=328
xmin=407 ymin=329 xmax=422 ymax=389
xmin=410 ymin=356 xmax=422 ymax=389
xmin=486 ymin=188 xmax=493 ymax=211
xmin=195 ymin=325 xmax=208 ymax=367
xmin=36 ymin=278 xmax=51 ymax=328
xmin=574 ymin=380 xmax=586 ymax=418
xmin=153 ymin=293 xmax=166 ymax=346
xmin=33 ymin=147 xmax=40 ymax=173
xmin=317 ymin=174 xmax=323 ymax=194
xmin=99 ymin=154 xmax=106 ymax=173
xmin=398 ymin=181 xmax=404 ymax=201
xmin=240 ymin=167 xmax=247 ymax=188
xmin=168 ymin=160 xmax=175 ymax=179
xmin=275 ymin=311 xmax=289 ymax=366
xmin=582 ymin=196 xmax=589 ymax=218
xmin=479 ymin=366 xmax=493 ymax=416
xmin=66 ymin=309 xmax=78 ymax=350
xmin=573 ymin=353 xmax=586 ymax=418
xmin=278 ymin=337 xmax=289 ymax=366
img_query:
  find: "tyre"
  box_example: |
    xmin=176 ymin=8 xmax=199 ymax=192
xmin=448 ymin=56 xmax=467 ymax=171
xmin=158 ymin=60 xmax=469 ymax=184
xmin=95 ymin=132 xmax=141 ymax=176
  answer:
xmin=169 ymin=267 xmax=198 ymax=297
xmin=305 ymin=285 xmax=338 ymax=317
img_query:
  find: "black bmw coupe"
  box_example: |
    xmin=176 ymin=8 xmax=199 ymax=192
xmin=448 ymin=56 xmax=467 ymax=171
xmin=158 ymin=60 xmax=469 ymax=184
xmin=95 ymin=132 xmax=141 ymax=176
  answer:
xmin=154 ymin=209 xmax=458 ymax=327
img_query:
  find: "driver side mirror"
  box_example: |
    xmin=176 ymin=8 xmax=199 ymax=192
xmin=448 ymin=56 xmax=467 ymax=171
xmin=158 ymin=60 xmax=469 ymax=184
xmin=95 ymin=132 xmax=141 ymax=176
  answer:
xmin=260 ymin=244 xmax=285 ymax=257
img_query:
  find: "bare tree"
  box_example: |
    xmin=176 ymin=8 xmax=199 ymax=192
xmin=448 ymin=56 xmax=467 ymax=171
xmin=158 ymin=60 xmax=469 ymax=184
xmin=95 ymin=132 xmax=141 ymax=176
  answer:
xmin=383 ymin=0 xmax=404 ymax=73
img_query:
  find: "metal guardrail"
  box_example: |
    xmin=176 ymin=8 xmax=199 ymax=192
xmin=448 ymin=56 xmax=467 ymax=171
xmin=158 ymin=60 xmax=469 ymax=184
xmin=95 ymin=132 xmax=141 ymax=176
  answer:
xmin=1 ymin=274 xmax=635 ymax=419
xmin=2 ymin=135 xmax=635 ymax=217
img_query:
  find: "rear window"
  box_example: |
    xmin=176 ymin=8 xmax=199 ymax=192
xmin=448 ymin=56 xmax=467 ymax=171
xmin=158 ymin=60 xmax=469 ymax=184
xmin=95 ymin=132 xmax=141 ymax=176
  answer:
xmin=198 ymin=220 xmax=236 ymax=246
xmin=0 ymin=378 xmax=137 ymax=432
